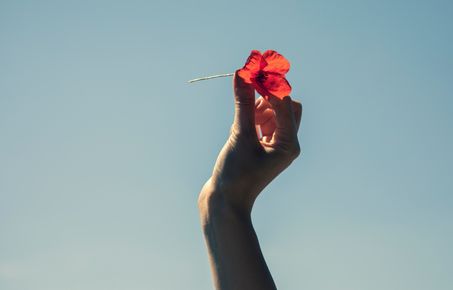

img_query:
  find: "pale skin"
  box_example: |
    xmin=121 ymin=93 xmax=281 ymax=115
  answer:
xmin=198 ymin=71 xmax=302 ymax=290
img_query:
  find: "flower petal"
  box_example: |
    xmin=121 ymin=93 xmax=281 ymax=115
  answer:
xmin=237 ymin=68 xmax=253 ymax=84
xmin=262 ymin=50 xmax=290 ymax=75
xmin=260 ymin=73 xmax=291 ymax=99
xmin=242 ymin=50 xmax=263 ymax=73
xmin=253 ymin=81 xmax=271 ymax=99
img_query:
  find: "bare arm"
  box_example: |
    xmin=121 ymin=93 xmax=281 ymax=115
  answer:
xmin=198 ymin=72 xmax=302 ymax=290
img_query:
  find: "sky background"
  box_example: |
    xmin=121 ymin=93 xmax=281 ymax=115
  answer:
xmin=1 ymin=0 xmax=452 ymax=289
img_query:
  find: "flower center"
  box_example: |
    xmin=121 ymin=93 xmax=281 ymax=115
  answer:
xmin=256 ymin=71 xmax=267 ymax=83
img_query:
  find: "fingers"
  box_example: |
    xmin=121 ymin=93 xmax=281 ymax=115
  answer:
xmin=255 ymin=97 xmax=302 ymax=131
xmin=292 ymin=100 xmax=302 ymax=132
xmin=255 ymin=98 xmax=276 ymax=138
xmin=233 ymin=71 xmax=257 ymax=137
xmin=255 ymin=106 xmax=274 ymax=124
xmin=264 ymin=95 xmax=301 ymax=158
xmin=267 ymin=95 xmax=298 ymax=143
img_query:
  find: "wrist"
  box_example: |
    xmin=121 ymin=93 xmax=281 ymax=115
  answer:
xmin=198 ymin=179 xmax=252 ymax=226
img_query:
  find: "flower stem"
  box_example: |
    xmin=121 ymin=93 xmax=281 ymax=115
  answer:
xmin=187 ymin=73 xmax=234 ymax=83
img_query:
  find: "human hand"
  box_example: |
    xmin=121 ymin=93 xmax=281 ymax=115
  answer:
xmin=199 ymin=71 xmax=302 ymax=216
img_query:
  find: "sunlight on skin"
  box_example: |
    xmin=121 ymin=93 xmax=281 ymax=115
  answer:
xmin=198 ymin=72 xmax=302 ymax=290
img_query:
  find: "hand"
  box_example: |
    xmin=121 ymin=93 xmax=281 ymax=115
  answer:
xmin=198 ymin=71 xmax=302 ymax=290
xmin=199 ymin=71 xmax=302 ymax=216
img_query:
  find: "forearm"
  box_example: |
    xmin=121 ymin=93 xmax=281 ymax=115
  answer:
xmin=198 ymin=185 xmax=277 ymax=290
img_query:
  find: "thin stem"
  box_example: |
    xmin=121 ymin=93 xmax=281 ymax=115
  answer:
xmin=187 ymin=73 xmax=234 ymax=83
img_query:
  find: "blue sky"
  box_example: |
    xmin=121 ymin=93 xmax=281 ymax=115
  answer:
xmin=1 ymin=0 xmax=452 ymax=289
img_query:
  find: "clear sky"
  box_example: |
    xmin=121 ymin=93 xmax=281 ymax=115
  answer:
xmin=1 ymin=0 xmax=452 ymax=289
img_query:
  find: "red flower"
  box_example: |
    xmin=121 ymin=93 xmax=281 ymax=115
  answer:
xmin=237 ymin=50 xmax=291 ymax=99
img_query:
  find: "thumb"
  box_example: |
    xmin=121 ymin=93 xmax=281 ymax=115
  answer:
xmin=233 ymin=70 xmax=257 ymax=137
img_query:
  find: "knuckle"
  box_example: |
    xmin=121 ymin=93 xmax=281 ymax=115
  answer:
xmin=288 ymin=142 xmax=301 ymax=159
xmin=292 ymin=100 xmax=302 ymax=113
xmin=296 ymin=102 xmax=303 ymax=112
xmin=274 ymin=140 xmax=301 ymax=160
